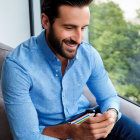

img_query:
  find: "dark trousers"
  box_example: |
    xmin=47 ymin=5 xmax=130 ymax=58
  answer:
xmin=100 ymin=114 xmax=140 ymax=140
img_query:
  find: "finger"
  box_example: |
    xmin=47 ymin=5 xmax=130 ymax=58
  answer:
xmin=91 ymin=124 xmax=114 ymax=139
xmin=95 ymin=113 xmax=102 ymax=117
xmin=91 ymin=127 xmax=109 ymax=134
xmin=85 ymin=112 xmax=110 ymax=124
xmin=93 ymin=132 xmax=108 ymax=140
xmin=87 ymin=117 xmax=115 ymax=130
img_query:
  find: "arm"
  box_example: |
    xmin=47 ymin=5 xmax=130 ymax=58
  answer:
xmin=79 ymin=48 xmax=119 ymax=139
xmin=1 ymin=58 xmax=59 ymax=140
xmin=42 ymin=124 xmax=71 ymax=139
xmin=42 ymin=110 xmax=117 ymax=140
xmin=86 ymin=48 xmax=121 ymax=120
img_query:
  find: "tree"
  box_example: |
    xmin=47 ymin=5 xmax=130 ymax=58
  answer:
xmin=89 ymin=1 xmax=140 ymax=104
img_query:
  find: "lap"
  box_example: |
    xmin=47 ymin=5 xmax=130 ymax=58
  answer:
xmin=100 ymin=114 xmax=140 ymax=140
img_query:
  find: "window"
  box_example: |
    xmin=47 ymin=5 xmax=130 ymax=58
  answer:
xmin=29 ymin=0 xmax=42 ymax=36
xmin=89 ymin=0 xmax=140 ymax=105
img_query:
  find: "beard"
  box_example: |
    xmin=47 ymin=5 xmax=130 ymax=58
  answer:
xmin=47 ymin=26 xmax=80 ymax=59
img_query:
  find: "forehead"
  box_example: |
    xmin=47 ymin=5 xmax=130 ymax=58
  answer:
xmin=55 ymin=5 xmax=90 ymax=25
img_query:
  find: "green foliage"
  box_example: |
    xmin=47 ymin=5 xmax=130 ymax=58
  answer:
xmin=89 ymin=1 xmax=140 ymax=104
xmin=136 ymin=9 xmax=140 ymax=19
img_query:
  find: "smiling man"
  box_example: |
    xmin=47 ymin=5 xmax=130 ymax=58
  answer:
xmin=42 ymin=5 xmax=90 ymax=75
xmin=1 ymin=0 xmax=140 ymax=140
xmin=45 ymin=5 xmax=89 ymax=59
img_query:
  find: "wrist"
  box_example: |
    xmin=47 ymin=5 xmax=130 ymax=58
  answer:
xmin=67 ymin=123 xmax=76 ymax=138
xmin=67 ymin=123 xmax=79 ymax=139
xmin=42 ymin=123 xmax=75 ymax=139
xmin=107 ymin=108 xmax=118 ymax=122
xmin=67 ymin=123 xmax=73 ymax=138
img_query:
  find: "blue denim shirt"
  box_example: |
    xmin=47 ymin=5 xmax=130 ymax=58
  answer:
xmin=1 ymin=30 xmax=121 ymax=140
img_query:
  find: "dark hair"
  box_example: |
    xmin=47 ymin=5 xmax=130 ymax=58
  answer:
xmin=41 ymin=0 xmax=93 ymax=24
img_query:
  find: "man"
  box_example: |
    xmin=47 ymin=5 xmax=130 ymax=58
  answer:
xmin=1 ymin=0 xmax=140 ymax=140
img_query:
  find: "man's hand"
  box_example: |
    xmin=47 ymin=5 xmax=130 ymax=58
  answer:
xmin=71 ymin=109 xmax=117 ymax=140
xmin=42 ymin=109 xmax=117 ymax=140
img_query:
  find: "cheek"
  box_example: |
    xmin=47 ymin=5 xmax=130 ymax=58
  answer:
xmin=58 ymin=30 xmax=72 ymax=41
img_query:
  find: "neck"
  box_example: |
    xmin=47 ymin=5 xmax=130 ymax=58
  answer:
xmin=51 ymin=48 xmax=68 ymax=76
xmin=59 ymin=56 xmax=68 ymax=76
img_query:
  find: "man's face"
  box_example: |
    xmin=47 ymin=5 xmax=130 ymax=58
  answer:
xmin=46 ymin=5 xmax=90 ymax=59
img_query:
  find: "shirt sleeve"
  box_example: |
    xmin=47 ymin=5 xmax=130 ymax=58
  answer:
xmin=1 ymin=58 xmax=59 ymax=140
xmin=86 ymin=48 xmax=121 ymax=120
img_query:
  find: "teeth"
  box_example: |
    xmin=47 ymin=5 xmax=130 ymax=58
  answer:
xmin=67 ymin=44 xmax=76 ymax=47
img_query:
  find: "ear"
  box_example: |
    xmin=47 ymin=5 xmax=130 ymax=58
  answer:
xmin=41 ymin=13 xmax=50 ymax=29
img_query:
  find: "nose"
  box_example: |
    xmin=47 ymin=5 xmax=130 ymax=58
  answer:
xmin=71 ymin=29 xmax=84 ymax=44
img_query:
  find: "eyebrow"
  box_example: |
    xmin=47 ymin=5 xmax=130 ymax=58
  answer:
xmin=62 ymin=24 xmax=89 ymax=28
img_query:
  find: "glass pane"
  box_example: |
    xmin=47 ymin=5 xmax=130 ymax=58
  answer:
xmin=89 ymin=0 xmax=140 ymax=105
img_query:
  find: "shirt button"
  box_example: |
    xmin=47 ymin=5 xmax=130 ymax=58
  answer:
xmin=56 ymin=70 xmax=58 ymax=72
xmin=56 ymin=74 xmax=58 ymax=77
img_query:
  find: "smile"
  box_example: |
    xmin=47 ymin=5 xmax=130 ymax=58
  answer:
xmin=64 ymin=42 xmax=78 ymax=51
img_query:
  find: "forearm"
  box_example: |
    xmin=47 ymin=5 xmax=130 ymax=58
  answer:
xmin=42 ymin=123 xmax=74 ymax=139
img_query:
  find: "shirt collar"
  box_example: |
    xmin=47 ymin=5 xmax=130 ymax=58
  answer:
xmin=37 ymin=29 xmax=79 ymax=62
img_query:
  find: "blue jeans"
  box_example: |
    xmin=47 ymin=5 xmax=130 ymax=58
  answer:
xmin=100 ymin=114 xmax=140 ymax=140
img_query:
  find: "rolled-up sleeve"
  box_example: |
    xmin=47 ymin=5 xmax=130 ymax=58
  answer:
xmin=1 ymin=58 xmax=59 ymax=140
xmin=87 ymin=48 xmax=121 ymax=121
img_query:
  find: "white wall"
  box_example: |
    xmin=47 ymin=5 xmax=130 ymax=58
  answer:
xmin=0 ymin=0 xmax=30 ymax=48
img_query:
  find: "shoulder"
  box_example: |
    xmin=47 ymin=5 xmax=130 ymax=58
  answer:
xmin=78 ymin=41 xmax=101 ymax=60
xmin=9 ymin=36 xmax=37 ymax=58
xmin=80 ymin=41 xmax=94 ymax=51
xmin=78 ymin=41 xmax=104 ymax=72
xmin=5 ymin=36 xmax=39 ymax=65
